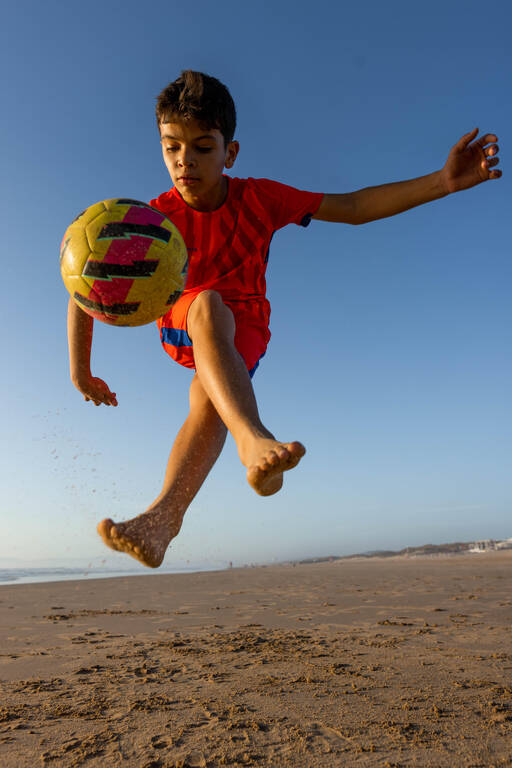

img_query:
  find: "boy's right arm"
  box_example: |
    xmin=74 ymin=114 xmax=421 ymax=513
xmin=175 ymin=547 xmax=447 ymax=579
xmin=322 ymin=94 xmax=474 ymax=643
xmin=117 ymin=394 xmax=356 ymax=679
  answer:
xmin=67 ymin=297 xmax=118 ymax=406
xmin=313 ymin=129 xmax=500 ymax=225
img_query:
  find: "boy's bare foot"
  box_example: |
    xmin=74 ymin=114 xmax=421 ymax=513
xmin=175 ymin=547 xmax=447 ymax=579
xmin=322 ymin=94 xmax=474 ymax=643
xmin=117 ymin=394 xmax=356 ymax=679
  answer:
xmin=96 ymin=510 xmax=182 ymax=568
xmin=244 ymin=438 xmax=305 ymax=497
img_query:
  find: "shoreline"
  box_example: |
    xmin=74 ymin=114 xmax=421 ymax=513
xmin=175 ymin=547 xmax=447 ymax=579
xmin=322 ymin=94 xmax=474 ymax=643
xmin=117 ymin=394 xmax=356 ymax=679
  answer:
xmin=0 ymin=562 xmax=229 ymax=588
xmin=2 ymin=545 xmax=510 ymax=588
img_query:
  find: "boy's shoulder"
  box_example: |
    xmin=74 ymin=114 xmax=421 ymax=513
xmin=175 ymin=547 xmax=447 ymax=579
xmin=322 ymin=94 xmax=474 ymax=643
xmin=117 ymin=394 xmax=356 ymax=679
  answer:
xmin=244 ymin=178 xmax=324 ymax=228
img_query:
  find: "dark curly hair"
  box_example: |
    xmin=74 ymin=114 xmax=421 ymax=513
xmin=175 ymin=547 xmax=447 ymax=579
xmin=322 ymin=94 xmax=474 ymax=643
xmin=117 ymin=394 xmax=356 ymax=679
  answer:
xmin=156 ymin=71 xmax=236 ymax=146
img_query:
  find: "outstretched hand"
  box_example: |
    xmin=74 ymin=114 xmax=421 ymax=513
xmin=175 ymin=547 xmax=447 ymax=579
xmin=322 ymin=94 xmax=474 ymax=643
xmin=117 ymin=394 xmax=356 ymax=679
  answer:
xmin=75 ymin=375 xmax=118 ymax=407
xmin=441 ymin=128 xmax=502 ymax=195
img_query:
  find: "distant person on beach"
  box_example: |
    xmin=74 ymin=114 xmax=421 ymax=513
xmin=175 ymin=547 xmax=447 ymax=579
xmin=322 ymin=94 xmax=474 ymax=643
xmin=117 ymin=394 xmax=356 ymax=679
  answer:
xmin=67 ymin=71 xmax=502 ymax=568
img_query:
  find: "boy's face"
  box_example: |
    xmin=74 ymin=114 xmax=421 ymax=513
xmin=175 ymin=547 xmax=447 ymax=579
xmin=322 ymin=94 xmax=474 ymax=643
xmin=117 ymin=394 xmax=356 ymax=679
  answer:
xmin=159 ymin=118 xmax=239 ymax=211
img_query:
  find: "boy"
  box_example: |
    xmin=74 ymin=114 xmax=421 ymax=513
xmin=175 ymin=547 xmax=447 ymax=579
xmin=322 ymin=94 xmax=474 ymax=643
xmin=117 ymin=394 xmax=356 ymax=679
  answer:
xmin=68 ymin=71 xmax=501 ymax=569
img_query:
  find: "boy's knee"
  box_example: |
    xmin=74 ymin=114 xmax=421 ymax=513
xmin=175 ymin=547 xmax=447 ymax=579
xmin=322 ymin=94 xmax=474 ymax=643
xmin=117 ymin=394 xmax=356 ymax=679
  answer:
xmin=188 ymin=290 xmax=234 ymax=338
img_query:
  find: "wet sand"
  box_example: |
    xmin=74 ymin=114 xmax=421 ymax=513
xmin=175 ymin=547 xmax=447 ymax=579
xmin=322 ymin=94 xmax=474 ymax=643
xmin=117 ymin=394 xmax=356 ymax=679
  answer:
xmin=1 ymin=552 xmax=512 ymax=766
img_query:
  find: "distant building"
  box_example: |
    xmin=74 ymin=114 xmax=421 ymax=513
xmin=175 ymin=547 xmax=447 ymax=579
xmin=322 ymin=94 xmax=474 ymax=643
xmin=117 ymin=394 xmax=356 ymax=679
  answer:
xmin=469 ymin=540 xmax=497 ymax=552
xmin=469 ymin=538 xmax=512 ymax=553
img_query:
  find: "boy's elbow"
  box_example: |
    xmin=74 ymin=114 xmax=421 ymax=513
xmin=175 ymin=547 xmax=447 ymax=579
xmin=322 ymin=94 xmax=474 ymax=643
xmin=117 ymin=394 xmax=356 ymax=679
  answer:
xmin=345 ymin=209 xmax=368 ymax=225
xmin=315 ymin=193 xmax=364 ymax=225
xmin=340 ymin=196 xmax=367 ymax=225
xmin=349 ymin=196 xmax=371 ymax=225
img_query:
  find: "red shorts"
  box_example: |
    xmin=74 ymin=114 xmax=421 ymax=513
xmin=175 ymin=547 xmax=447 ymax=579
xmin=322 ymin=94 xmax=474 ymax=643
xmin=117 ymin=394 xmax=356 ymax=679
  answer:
xmin=157 ymin=290 xmax=271 ymax=377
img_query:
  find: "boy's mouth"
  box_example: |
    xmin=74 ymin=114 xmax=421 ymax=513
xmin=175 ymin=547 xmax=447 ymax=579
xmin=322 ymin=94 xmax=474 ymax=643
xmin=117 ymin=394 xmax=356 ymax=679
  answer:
xmin=179 ymin=176 xmax=200 ymax=186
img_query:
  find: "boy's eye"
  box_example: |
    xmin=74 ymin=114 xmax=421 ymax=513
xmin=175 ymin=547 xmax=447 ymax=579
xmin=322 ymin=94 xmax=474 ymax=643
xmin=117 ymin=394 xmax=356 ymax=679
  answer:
xmin=164 ymin=145 xmax=212 ymax=154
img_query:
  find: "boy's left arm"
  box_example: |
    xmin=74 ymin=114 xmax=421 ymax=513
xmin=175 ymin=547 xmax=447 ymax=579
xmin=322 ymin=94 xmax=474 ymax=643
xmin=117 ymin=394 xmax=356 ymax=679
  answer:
xmin=314 ymin=128 xmax=501 ymax=225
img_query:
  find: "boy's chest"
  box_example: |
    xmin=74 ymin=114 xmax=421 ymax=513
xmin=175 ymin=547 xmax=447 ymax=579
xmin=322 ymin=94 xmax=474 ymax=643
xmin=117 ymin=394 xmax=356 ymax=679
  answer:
xmin=172 ymin=204 xmax=272 ymax=285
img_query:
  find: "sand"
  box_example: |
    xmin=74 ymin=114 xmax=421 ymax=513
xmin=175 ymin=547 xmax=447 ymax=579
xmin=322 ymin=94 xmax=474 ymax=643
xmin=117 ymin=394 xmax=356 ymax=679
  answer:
xmin=1 ymin=552 xmax=512 ymax=767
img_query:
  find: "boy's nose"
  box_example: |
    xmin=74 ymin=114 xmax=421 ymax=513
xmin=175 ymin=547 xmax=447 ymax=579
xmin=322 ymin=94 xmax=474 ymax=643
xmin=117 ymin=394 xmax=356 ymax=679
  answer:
xmin=178 ymin=151 xmax=196 ymax=167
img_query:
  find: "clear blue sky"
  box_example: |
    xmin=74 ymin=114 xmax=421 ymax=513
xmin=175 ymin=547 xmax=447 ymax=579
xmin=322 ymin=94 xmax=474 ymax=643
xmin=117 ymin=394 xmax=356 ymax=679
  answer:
xmin=1 ymin=0 xmax=510 ymax=569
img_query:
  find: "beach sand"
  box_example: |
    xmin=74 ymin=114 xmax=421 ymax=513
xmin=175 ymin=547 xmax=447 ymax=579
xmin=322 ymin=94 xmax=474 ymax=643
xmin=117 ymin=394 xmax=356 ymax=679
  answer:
xmin=1 ymin=552 xmax=511 ymax=767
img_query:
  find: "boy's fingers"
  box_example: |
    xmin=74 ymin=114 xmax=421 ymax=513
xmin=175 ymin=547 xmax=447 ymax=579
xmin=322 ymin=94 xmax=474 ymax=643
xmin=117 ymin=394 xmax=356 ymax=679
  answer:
xmin=84 ymin=392 xmax=113 ymax=406
xmin=455 ymin=127 xmax=478 ymax=150
xmin=478 ymin=133 xmax=498 ymax=148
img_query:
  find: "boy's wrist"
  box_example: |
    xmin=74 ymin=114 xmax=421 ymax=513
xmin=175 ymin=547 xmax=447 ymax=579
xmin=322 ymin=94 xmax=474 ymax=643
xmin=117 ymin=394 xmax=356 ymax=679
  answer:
xmin=71 ymin=366 xmax=92 ymax=387
xmin=435 ymin=168 xmax=453 ymax=198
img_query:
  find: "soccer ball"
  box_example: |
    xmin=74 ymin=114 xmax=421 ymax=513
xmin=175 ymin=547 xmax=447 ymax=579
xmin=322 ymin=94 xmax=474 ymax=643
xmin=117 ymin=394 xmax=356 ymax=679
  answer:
xmin=60 ymin=198 xmax=188 ymax=326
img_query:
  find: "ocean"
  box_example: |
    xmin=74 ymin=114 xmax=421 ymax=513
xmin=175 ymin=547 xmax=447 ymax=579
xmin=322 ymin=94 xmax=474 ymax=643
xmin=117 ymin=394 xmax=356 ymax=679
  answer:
xmin=0 ymin=563 xmax=228 ymax=586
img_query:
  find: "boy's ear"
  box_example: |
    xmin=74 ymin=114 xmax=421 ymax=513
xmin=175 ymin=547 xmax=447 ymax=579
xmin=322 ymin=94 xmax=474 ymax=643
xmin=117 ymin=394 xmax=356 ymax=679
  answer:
xmin=225 ymin=140 xmax=239 ymax=169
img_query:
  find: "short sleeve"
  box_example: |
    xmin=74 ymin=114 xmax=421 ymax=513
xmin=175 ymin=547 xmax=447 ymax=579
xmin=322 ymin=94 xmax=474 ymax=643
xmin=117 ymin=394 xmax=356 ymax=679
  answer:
xmin=248 ymin=178 xmax=323 ymax=231
xmin=149 ymin=189 xmax=176 ymax=215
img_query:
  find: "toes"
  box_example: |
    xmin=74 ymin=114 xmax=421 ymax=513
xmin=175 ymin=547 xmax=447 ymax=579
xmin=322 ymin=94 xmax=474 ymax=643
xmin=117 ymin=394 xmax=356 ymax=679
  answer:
xmin=288 ymin=441 xmax=306 ymax=458
xmin=263 ymin=450 xmax=282 ymax=469
xmin=254 ymin=442 xmax=304 ymax=475
xmin=97 ymin=518 xmax=115 ymax=539
xmin=275 ymin=446 xmax=291 ymax=463
xmin=110 ymin=524 xmax=120 ymax=539
xmin=96 ymin=515 xmax=167 ymax=569
xmin=121 ymin=536 xmax=135 ymax=552
xmin=259 ymin=447 xmax=291 ymax=471
xmin=282 ymin=442 xmax=305 ymax=468
xmin=97 ymin=519 xmax=124 ymax=551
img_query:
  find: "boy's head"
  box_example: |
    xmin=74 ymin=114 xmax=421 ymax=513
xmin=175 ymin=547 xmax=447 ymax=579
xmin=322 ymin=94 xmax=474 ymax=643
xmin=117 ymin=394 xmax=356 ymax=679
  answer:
xmin=156 ymin=71 xmax=239 ymax=210
xmin=156 ymin=70 xmax=236 ymax=146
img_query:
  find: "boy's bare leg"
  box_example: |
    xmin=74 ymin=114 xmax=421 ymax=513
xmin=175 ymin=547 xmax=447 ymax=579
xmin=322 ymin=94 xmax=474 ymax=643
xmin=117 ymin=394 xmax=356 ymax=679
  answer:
xmin=97 ymin=289 xmax=304 ymax=566
xmin=187 ymin=290 xmax=305 ymax=496
xmin=97 ymin=375 xmax=227 ymax=568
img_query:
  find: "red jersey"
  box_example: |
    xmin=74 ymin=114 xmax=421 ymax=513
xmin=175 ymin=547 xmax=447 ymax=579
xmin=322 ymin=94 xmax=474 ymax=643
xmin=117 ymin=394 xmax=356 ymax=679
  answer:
xmin=149 ymin=177 xmax=323 ymax=372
